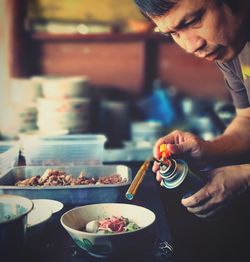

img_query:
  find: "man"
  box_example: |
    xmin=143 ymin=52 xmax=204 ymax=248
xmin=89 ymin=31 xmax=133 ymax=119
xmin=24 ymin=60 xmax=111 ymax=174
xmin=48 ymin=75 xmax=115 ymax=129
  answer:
xmin=134 ymin=0 xmax=250 ymax=218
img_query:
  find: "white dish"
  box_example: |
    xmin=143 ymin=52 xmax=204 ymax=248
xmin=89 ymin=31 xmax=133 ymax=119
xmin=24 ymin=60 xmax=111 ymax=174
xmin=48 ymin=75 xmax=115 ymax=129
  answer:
xmin=27 ymin=199 xmax=63 ymax=228
xmin=32 ymin=199 xmax=64 ymax=214
xmin=40 ymin=76 xmax=90 ymax=99
xmin=27 ymin=204 xmax=52 ymax=228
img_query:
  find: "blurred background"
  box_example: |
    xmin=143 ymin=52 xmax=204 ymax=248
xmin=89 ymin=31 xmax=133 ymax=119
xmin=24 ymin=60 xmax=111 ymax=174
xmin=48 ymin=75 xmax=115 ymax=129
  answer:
xmin=0 ymin=0 xmax=235 ymax=158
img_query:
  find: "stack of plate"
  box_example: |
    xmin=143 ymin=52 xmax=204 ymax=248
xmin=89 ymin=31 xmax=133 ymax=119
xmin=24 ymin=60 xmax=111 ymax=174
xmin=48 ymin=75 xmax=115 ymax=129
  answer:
xmin=10 ymin=78 xmax=41 ymax=134
xmin=37 ymin=97 xmax=91 ymax=133
xmin=36 ymin=76 xmax=92 ymax=134
xmin=39 ymin=76 xmax=90 ymax=99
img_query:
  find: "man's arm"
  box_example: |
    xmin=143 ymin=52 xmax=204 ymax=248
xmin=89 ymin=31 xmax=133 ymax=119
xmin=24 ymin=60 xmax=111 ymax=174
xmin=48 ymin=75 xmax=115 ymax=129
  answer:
xmin=205 ymin=107 xmax=250 ymax=165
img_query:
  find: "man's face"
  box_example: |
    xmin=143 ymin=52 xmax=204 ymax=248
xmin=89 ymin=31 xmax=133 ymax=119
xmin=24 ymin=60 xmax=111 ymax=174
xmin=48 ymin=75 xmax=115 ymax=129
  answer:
xmin=152 ymin=0 xmax=249 ymax=62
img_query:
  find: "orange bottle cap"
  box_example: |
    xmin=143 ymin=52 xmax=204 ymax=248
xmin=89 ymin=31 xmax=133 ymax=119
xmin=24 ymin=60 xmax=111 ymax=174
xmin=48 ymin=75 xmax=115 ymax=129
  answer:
xmin=159 ymin=144 xmax=171 ymax=159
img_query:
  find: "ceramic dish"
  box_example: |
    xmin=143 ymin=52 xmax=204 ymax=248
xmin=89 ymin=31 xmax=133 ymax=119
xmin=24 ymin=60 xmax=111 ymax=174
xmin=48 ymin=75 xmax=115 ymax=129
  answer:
xmin=31 ymin=199 xmax=64 ymax=214
xmin=27 ymin=202 xmax=52 ymax=228
xmin=61 ymin=203 xmax=156 ymax=258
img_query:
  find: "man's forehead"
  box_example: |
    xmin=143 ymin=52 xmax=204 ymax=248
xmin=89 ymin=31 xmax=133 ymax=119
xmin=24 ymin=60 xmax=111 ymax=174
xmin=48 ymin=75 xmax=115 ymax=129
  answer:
xmin=153 ymin=0 xmax=207 ymax=31
xmin=155 ymin=0 xmax=208 ymax=16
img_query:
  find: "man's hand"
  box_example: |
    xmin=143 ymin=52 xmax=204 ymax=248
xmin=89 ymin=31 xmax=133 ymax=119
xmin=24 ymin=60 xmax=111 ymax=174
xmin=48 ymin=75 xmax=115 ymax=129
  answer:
xmin=152 ymin=130 xmax=211 ymax=181
xmin=181 ymin=164 xmax=250 ymax=218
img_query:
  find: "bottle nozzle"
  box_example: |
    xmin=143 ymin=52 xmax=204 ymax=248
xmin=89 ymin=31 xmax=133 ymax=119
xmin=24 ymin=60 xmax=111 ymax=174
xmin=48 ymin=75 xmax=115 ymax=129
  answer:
xmin=159 ymin=144 xmax=171 ymax=160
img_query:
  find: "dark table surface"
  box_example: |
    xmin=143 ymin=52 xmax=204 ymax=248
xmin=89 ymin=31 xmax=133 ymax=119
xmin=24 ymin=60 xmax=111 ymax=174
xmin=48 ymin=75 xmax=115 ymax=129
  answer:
xmin=20 ymin=161 xmax=175 ymax=262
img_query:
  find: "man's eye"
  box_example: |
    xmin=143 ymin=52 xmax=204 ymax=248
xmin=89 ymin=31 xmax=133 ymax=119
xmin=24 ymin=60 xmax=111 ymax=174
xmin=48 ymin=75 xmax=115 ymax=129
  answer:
xmin=186 ymin=16 xmax=202 ymax=28
xmin=155 ymin=27 xmax=172 ymax=37
xmin=162 ymin=32 xmax=172 ymax=37
xmin=158 ymin=31 xmax=172 ymax=37
xmin=171 ymin=31 xmax=178 ymax=37
xmin=162 ymin=31 xmax=178 ymax=38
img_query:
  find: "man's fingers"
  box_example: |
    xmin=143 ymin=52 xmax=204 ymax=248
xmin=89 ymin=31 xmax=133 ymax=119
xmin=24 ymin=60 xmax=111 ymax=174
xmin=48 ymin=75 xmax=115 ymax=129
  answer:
xmin=186 ymin=197 xmax=215 ymax=214
xmin=152 ymin=161 xmax=160 ymax=172
xmin=156 ymin=171 xmax=162 ymax=182
xmin=181 ymin=186 xmax=212 ymax=208
xmin=152 ymin=161 xmax=162 ymax=182
xmin=153 ymin=131 xmax=181 ymax=157
xmin=190 ymin=205 xmax=224 ymax=219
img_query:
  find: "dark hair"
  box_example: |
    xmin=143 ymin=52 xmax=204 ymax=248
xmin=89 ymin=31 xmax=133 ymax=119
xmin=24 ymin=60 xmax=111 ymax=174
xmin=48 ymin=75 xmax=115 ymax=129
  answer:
xmin=134 ymin=0 xmax=236 ymax=18
xmin=134 ymin=0 xmax=178 ymax=17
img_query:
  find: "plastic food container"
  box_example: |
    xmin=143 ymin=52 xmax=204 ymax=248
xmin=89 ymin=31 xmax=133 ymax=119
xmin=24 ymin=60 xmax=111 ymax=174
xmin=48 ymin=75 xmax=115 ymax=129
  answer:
xmin=0 ymin=142 xmax=19 ymax=177
xmin=21 ymin=134 xmax=107 ymax=166
xmin=0 ymin=165 xmax=132 ymax=205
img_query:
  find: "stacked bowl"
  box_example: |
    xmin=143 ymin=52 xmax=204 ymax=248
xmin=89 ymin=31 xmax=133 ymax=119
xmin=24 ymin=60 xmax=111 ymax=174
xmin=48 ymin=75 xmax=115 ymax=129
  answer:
xmin=36 ymin=76 xmax=92 ymax=134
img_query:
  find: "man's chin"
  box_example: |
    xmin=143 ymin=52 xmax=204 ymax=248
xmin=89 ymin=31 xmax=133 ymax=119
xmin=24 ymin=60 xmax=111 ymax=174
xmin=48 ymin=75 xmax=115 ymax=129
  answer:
xmin=215 ymin=49 xmax=236 ymax=63
xmin=221 ymin=45 xmax=246 ymax=62
xmin=218 ymin=54 xmax=236 ymax=63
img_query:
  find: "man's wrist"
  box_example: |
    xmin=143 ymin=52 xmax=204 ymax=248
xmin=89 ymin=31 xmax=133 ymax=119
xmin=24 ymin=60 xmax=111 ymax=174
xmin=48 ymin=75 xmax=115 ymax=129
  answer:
xmin=202 ymin=140 xmax=217 ymax=164
xmin=244 ymin=164 xmax=250 ymax=188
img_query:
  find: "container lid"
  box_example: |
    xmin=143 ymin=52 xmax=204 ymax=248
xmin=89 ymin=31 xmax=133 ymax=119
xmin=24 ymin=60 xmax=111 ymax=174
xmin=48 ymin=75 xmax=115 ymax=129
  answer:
xmin=22 ymin=134 xmax=107 ymax=145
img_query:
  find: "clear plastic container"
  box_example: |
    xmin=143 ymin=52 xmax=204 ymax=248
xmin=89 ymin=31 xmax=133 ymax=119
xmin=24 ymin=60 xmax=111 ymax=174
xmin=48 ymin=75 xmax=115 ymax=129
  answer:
xmin=0 ymin=142 xmax=20 ymax=176
xmin=21 ymin=134 xmax=107 ymax=166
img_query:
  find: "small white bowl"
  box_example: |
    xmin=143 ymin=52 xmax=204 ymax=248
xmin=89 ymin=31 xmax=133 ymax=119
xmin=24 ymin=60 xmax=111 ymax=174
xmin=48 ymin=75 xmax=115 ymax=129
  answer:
xmin=31 ymin=199 xmax=64 ymax=214
xmin=27 ymin=202 xmax=52 ymax=229
xmin=41 ymin=76 xmax=91 ymax=99
xmin=27 ymin=199 xmax=63 ymax=236
xmin=61 ymin=203 xmax=156 ymax=258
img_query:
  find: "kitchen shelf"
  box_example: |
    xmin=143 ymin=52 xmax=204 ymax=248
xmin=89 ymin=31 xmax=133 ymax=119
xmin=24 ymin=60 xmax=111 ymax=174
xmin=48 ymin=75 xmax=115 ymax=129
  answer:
xmin=8 ymin=0 xmax=227 ymax=100
xmin=30 ymin=31 xmax=168 ymax=42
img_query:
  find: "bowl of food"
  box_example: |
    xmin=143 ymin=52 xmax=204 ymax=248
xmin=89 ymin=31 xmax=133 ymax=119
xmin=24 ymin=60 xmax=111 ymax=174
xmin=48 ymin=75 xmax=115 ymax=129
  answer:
xmin=60 ymin=203 xmax=156 ymax=258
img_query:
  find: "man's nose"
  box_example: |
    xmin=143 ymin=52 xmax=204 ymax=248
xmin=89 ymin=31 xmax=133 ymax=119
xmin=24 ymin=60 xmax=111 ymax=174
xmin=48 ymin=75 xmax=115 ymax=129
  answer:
xmin=178 ymin=31 xmax=206 ymax=54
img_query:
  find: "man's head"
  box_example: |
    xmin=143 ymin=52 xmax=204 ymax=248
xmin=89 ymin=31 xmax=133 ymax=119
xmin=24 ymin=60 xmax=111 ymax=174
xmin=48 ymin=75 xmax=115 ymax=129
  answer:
xmin=135 ymin=0 xmax=250 ymax=62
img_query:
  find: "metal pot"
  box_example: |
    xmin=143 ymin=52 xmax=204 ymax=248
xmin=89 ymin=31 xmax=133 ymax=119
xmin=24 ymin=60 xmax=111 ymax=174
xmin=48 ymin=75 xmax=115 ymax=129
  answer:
xmin=0 ymin=194 xmax=33 ymax=261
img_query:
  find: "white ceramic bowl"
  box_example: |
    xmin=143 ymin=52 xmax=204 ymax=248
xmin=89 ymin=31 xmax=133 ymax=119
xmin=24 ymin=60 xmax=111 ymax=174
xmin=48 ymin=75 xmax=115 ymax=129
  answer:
xmin=31 ymin=199 xmax=64 ymax=214
xmin=60 ymin=203 xmax=156 ymax=258
xmin=27 ymin=199 xmax=63 ymax=237
xmin=41 ymin=76 xmax=90 ymax=99
xmin=27 ymin=204 xmax=52 ymax=229
xmin=37 ymin=97 xmax=91 ymax=132
xmin=37 ymin=97 xmax=91 ymax=112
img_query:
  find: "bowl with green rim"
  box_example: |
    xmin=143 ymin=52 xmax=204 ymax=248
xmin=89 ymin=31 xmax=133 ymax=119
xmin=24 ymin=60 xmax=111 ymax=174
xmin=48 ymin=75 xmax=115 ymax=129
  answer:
xmin=60 ymin=203 xmax=156 ymax=258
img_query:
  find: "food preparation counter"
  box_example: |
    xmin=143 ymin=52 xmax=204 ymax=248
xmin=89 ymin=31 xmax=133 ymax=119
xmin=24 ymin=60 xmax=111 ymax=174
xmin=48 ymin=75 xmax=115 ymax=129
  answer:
xmin=18 ymin=161 xmax=175 ymax=262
